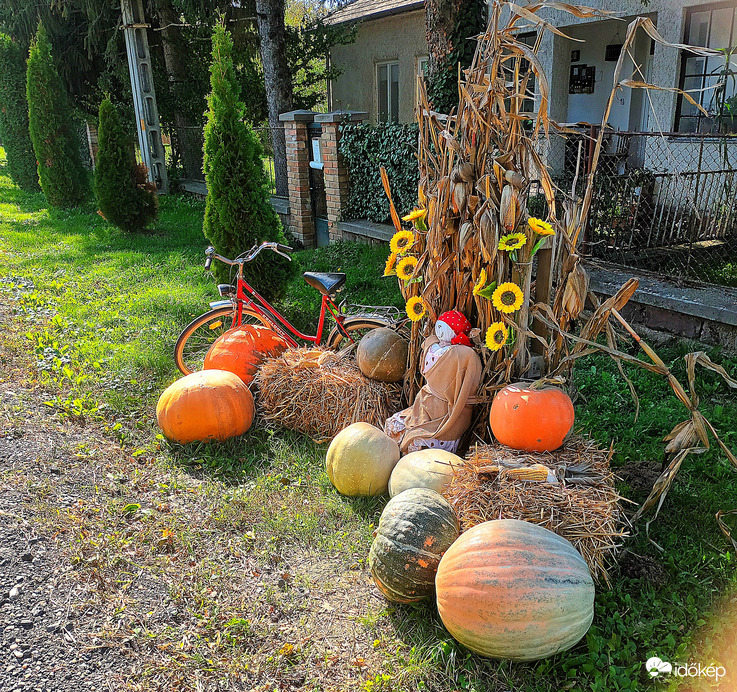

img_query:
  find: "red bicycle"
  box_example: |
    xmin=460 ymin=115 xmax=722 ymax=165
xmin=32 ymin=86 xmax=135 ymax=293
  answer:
xmin=174 ymin=242 xmax=403 ymax=374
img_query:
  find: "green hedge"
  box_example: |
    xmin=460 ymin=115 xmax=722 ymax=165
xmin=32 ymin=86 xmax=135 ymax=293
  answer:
xmin=0 ymin=34 xmax=39 ymax=191
xmin=339 ymin=121 xmax=419 ymax=224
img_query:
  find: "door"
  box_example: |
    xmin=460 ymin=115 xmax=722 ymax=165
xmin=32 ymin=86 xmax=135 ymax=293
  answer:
xmin=308 ymin=122 xmax=329 ymax=247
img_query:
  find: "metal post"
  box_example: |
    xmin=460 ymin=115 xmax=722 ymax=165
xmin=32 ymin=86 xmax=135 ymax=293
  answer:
xmin=121 ymin=0 xmax=168 ymax=194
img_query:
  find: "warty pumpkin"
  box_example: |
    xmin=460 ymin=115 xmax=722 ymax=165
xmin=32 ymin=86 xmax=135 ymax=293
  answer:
xmin=489 ymin=383 xmax=574 ymax=452
xmin=204 ymin=325 xmax=288 ymax=385
xmin=156 ymin=369 xmax=254 ymax=444
xmin=435 ymin=519 xmax=595 ymax=661
xmin=369 ymin=488 xmax=459 ymax=603
xmin=326 ymin=422 xmax=400 ymax=496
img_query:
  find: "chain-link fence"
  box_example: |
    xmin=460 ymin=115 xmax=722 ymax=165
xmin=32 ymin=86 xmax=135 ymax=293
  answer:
xmin=533 ymin=129 xmax=737 ymax=288
xmin=165 ymin=124 xmax=287 ymax=197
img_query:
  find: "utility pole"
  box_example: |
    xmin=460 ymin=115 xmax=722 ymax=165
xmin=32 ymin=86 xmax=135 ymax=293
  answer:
xmin=121 ymin=0 xmax=169 ymax=194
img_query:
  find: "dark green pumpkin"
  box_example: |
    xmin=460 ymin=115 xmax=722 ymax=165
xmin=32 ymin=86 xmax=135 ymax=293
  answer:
xmin=368 ymin=487 xmax=459 ymax=603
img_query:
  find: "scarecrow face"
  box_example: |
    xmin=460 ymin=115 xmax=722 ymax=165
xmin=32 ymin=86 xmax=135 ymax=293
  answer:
xmin=435 ymin=320 xmax=456 ymax=343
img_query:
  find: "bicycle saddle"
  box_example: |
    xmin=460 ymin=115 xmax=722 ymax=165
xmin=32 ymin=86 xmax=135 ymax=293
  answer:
xmin=303 ymin=272 xmax=346 ymax=296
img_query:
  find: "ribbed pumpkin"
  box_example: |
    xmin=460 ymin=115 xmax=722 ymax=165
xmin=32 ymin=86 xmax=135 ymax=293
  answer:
xmin=356 ymin=327 xmax=409 ymax=382
xmin=435 ymin=519 xmax=594 ymax=661
xmin=156 ymin=369 xmax=254 ymax=444
xmin=369 ymin=488 xmax=459 ymax=603
xmin=326 ymin=422 xmax=400 ymax=496
xmin=388 ymin=449 xmax=465 ymax=498
xmin=204 ymin=325 xmax=288 ymax=385
xmin=490 ymin=383 xmax=575 ymax=452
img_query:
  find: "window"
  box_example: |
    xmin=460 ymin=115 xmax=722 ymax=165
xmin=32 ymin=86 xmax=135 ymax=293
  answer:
xmin=675 ymin=3 xmax=737 ymax=133
xmin=377 ymin=61 xmax=399 ymax=122
xmin=517 ymin=32 xmax=538 ymax=115
xmin=416 ymin=56 xmax=429 ymax=103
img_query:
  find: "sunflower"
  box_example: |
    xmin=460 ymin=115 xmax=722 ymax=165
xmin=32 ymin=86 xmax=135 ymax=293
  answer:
xmin=396 ymin=256 xmax=418 ymax=281
xmin=402 ymin=208 xmax=427 ymax=223
xmin=528 ymin=217 xmax=555 ymax=236
xmin=406 ymin=296 xmax=428 ymax=322
xmin=390 ymin=229 xmax=415 ymax=255
xmin=498 ymin=232 xmax=527 ymax=252
xmin=491 ymin=282 xmax=524 ymax=314
xmin=485 ymin=321 xmax=509 ymax=351
xmin=383 ymin=253 xmax=398 ymax=277
xmin=472 ymin=268 xmax=488 ymax=296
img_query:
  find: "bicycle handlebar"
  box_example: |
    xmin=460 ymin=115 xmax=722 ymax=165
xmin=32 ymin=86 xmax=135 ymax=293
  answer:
xmin=204 ymin=242 xmax=294 ymax=269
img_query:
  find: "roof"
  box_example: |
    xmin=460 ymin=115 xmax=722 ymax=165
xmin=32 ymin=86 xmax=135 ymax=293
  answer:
xmin=324 ymin=0 xmax=424 ymax=26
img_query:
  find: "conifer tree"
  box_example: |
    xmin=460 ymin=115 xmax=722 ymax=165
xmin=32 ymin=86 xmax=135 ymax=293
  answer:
xmin=94 ymin=98 xmax=157 ymax=232
xmin=0 ymin=33 xmax=39 ymax=191
xmin=26 ymin=23 xmax=89 ymax=207
xmin=203 ymin=19 xmax=292 ymax=296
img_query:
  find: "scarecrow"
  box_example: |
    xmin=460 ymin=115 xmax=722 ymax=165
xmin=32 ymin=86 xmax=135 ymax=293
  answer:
xmin=385 ymin=310 xmax=482 ymax=453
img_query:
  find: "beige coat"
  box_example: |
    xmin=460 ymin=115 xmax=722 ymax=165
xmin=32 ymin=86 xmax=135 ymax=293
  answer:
xmin=398 ymin=336 xmax=482 ymax=453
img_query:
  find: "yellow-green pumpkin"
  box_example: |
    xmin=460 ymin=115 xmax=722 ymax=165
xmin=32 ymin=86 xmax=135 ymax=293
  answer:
xmin=435 ymin=519 xmax=594 ymax=661
xmin=388 ymin=449 xmax=465 ymax=497
xmin=326 ymin=422 xmax=400 ymax=496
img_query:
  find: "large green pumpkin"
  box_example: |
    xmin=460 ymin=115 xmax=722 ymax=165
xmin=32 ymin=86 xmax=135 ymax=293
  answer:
xmin=435 ymin=519 xmax=595 ymax=661
xmin=369 ymin=488 xmax=459 ymax=603
xmin=356 ymin=327 xmax=408 ymax=382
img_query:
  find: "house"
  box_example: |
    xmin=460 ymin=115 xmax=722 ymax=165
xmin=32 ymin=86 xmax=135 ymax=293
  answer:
xmin=325 ymin=0 xmax=428 ymax=123
xmin=326 ymin=0 xmax=737 ymax=136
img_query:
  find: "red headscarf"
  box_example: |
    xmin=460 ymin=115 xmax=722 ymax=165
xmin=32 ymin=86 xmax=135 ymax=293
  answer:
xmin=437 ymin=310 xmax=472 ymax=347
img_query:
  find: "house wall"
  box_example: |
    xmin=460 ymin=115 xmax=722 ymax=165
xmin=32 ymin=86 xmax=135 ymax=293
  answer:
xmin=329 ymin=10 xmax=428 ymax=123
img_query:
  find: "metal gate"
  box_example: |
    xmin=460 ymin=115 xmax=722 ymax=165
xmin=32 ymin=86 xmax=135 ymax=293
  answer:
xmin=308 ymin=122 xmax=329 ymax=247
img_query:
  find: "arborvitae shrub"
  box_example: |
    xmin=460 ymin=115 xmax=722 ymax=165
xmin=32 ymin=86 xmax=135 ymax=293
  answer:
xmin=94 ymin=98 xmax=158 ymax=232
xmin=202 ymin=20 xmax=292 ymax=297
xmin=0 ymin=33 xmax=39 ymax=191
xmin=26 ymin=23 xmax=89 ymax=207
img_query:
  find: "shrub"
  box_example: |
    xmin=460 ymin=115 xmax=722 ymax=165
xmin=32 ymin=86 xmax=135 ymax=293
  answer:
xmin=202 ymin=20 xmax=292 ymax=297
xmin=0 ymin=33 xmax=39 ymax=191
xmin=26 ymin=23 xmax=89 ymax=208
xmin=339 ymin=122 xmax=419 ymax=223
xmin=94 ymin=98 xmax=158 ymax=232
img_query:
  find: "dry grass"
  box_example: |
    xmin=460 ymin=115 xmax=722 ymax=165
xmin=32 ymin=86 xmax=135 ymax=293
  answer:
xmin=255 ymin=347 xmax=403 ymax=439
xmin=443 ymin=436 xmax=629 ymax=585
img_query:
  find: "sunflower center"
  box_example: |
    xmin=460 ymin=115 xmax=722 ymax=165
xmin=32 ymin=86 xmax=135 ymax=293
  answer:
xmin=501 ymin=290 xmax=516 ymax=306
xmin=494 ymin=330 xmax=505 ymax=344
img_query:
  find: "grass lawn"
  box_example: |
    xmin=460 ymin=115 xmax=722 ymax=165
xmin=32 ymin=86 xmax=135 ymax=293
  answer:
xmin=1 ymin=148 xmax=737 ymax=691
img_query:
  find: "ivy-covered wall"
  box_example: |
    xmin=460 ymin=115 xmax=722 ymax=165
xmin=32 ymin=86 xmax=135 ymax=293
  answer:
xmin=339 ymin=121 xmax=419 ymax=224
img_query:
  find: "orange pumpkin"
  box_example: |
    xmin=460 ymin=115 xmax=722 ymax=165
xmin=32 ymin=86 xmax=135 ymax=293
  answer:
xmin=489 ymin=383 xmax=574 ymax=452
xmin=156 ymin=369 xmax=254 ymax=444
xmin=435 ymin=519 xmax=594 ymax=661
xmin=204 ymin=325 xmax=287 ymax=385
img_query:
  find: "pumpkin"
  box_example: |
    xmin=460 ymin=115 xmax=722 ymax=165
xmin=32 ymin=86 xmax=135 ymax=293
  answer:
xmin=489 ymin=383 xmax=574 ymax=452
xmin=388 ymin=449 xmax=465 ymax=498
xmin=156 ymin=369 xmax=254 ymax=444
xmin=369 ymin=488 xmax=459 ymax=603
xmin=326 ymin=422 xmax=400 ymax=496
xmin=204 ymin=325 xmax=288 ymax=385
xmin=435 ymin=519 xmax=594 ymax=661
xmin=356 ymin=327 xmax=408 ymax=383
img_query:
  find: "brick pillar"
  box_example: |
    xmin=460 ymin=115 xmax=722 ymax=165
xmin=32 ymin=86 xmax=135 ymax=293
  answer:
xmin=315 ymin=111 xmax=367 ymax=243
xmin=279 ymin=110 xmax=317 ymax=248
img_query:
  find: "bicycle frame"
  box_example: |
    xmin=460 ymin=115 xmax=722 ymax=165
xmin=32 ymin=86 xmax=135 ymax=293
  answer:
xmin=225 ymin=264 xmax=349 ymax=347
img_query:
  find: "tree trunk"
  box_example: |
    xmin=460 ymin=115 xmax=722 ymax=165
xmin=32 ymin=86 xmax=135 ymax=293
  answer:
xmin=154 ymin=0 xmax=204 ymax=179
xmin=425 ymin=0 xmax=456 ymax=81
xmin=256 ymin=0 xmax=293 ymax=198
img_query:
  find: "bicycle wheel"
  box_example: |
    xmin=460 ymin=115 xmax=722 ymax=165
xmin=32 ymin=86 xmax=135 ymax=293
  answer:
xmin=326 ymin=317 xmax=394 ymax=350
xmin=174 ymin=307 xmax=270 ymax=375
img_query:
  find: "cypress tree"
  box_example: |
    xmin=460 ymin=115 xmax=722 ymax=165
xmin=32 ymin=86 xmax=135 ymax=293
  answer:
xmin=203 ymin=19 xmax=292 ymax=297
xmin=94 ymin=98 xmax=158 ymax=232
xmin=0 ymin=33 xmax=39 ymax=191
xmin=26 ymin=23 xmax=89 ymax=208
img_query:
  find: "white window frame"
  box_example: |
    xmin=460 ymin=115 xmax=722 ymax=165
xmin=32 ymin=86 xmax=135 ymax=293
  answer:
xmin=376 ymin=60 xmax=400 ymax=123
xmin=416 ymin=56 xmax=429 ymax=103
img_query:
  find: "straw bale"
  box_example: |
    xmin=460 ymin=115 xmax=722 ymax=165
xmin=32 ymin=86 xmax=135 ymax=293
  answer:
xmin=443 ymin=436 xmax=629 ymax=584
xmin=254 ymin=347 xmax=403 ymax=440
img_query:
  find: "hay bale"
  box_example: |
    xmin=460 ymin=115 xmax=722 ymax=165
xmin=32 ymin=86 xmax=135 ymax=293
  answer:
xmin=254 ymin=347 xmax=403 ymax=440
xmin=443 ymin=436 xmax=629 ymax=584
